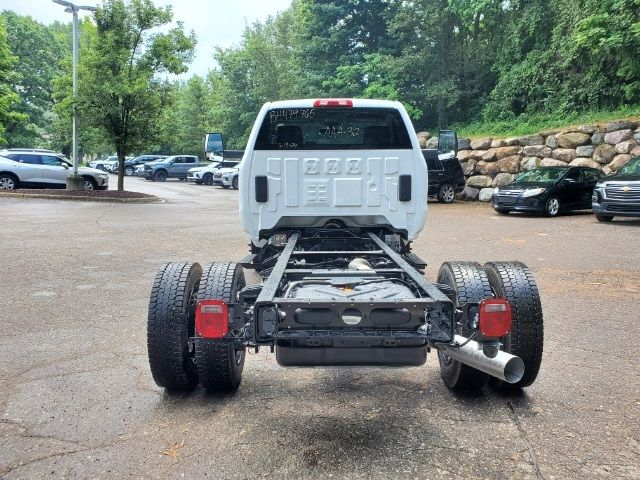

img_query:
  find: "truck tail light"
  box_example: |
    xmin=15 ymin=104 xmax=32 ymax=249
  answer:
xmin=479 ymin=299 xmax=511 ymax=338
xmin=195 ymin=300 xmax=229 ymax=339
xmin=313 ymin=99 xmax=353 ymax=107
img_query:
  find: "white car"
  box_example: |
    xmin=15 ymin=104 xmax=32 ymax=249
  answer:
xmin=0 ymin=150 xmax=109 ymax=190
xmin=187 ymin=160 xmax=240 ymax=185
xmin=219 ymin=166 xmax=240 ymax=189
xmin=89 ymin=155 xmax=117 ymax=171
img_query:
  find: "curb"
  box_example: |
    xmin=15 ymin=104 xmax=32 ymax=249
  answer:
xmin=0 ymin=192 xmax=163 ymax=204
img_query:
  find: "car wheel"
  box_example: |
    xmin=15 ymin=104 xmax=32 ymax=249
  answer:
xmin=484 ymin=261 xmax=543 ymax=391
xmin=596 ymin=215 xmax=614 ymax=222
xmin=232 ymin=176 xmax=239 ymax=190
xmin=195 ymin=263 xmax=247 ymax=392
xmin=437 ymin=184 xmax=456 ymax=203
xmin=544 ymin=196 xmax=560 ymax=216
xmin=147 ymin=262 xmax=202 ymax=391
xmin=203 ymin=173 xmax=213 ymax=186
xmin=82 ymin=177 xmax=97 ymax=190
xmin=154 ymin=170 xmax=167 ymax=182
xmin=0 ymin=174 xmax=19 ymax=190
xmin=124 ymin=166 xmax=134 ymax=176
xmin=436 ymin=261 xmax=493 ymax=392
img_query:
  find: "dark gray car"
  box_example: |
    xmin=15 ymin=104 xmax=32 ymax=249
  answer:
xmin=142 ymin=155 xmax=204 ymax=181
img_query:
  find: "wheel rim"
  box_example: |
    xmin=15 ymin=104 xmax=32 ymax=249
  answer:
xmin=125 ymin=167 xmax=133 ymax=176
xmin=232 ymin=177 xmax=238 ymax=188
xmin=442 ymin=185 xmax=455 ymax=202
xmin=204 ymin=175 xmax=212 ymax=185
xmin=158 ymin=172 xmax=166 ymax=181
xmin=83 ymin=180 xmax=94 ymax=190
xmin=0 ymin=177 xmax=15 ymax=190
xmin=547 ymin=198 xmax=559 ymax=215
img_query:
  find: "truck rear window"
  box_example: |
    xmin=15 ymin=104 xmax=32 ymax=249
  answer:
xmin=254 ymin=107 xmax=412 ymax=150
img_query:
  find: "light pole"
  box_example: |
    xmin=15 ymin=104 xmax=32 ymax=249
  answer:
xmin=52 ymin=0 xmax=96 ymax=186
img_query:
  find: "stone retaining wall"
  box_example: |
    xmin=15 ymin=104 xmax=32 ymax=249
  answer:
xmin=417 ymin=120 xmax=640 ymax=201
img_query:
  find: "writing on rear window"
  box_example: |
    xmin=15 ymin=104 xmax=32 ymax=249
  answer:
xmin=256 ymin=107 xmax=412 ymax=150
xmin=318 ymin=126 xmax=360 ymax=137
xmin=269 ymin=109 xmax=316 ymax=123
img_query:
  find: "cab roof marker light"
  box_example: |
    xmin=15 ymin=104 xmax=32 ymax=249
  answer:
xmin=313 ymin=99 xmax=353 ymax=107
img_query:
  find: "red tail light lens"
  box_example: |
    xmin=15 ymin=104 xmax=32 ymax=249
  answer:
xmin=479 ymin=299 xmax=512 ymax=338
xmin=195 ymin=300 xmax=229 ymax=339
xmin=313 ymin=99 xmax=353 ymax=107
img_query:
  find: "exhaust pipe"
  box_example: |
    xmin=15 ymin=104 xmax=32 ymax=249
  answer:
xmin=438 ymin=335 xmax=525 ymax=384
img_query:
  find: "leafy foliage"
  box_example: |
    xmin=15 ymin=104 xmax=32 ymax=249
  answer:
xmin=0 ymin=15 xmax=27 ymax=146
xmin=77 ymin=0 xmax=195 ymax=189
xmin=2 ymin=12 xmax=67 ymax=147
xmin=2 ymin=0 xmax=639 ymax=157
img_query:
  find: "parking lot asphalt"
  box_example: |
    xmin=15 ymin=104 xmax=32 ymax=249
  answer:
xmin=1 ymin=176 xmax=639 ymax=479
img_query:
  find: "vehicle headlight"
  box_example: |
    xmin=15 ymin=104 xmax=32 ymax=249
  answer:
xmin=100 ymin=173 xmax=108 ymax=178
xmin=592 ymin=191 xmax=600 ymax=203
xmin=493 ymin=187 xmax=499 ymax=195
xmin=522 ymin=188 xmax=546 ymax=198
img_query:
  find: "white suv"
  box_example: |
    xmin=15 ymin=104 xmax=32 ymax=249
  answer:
xmin=0 ymin=150 xmax=109 ymax=190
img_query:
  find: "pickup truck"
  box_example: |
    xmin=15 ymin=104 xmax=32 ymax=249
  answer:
xmin=142 ymin=155 xmax=205 ymax=182
xmin=147 ymin=98 xmax=544 ymax=395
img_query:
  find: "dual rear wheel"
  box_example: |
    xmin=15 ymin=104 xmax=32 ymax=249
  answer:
xmin=437 ymin=261 xmax=543 ymax=392
xmin=147 ymin=261 xmax=246 ymax=393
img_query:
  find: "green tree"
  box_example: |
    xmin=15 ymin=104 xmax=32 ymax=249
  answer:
xmin=78 ymin=0 xmax=195 ymax=190
xmin=0 ymin=15 xmax=26 ymax=146
xmin=2 ymin=12 xmax=67 ymax=147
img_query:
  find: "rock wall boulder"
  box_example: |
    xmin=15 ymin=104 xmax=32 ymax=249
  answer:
xmin=444 ymin=118 xmax=639 ymax=200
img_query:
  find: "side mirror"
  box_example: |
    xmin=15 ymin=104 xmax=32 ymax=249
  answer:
xmin=438 ymin=130 xmax=458 ymax=159
xmin=204 ymin=132 xmax=224 ymax=157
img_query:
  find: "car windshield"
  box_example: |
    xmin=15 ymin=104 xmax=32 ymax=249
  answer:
xmin=618 ymin=157 xmax=640 ymax=175
xmin=514 ymin=168 xmax=568 ymax=184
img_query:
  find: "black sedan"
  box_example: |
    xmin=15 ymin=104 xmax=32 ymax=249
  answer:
xmin=492 ymin=166 xmax=604 ymax=216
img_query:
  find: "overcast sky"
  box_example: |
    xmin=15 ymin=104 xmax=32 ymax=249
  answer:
xmin=0 ymin=0 xmax=292 ymax=77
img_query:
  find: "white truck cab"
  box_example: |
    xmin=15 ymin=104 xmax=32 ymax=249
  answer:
xmin=240 ymin=99 xmax=431 ymax=243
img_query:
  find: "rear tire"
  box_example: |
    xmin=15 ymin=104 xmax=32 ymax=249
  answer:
xmin=147 ymin=262 xmax=202 ymax=391
xmin=436 ymin=262 xmax=493 ymax=392
xmin=596 ymin=215 xmax=614 ymax=222
xmin=195 ymin=263 xmax=246 ymax=392
xmin=437 ymin=184 xmax=456 ymax=203
xmin=484 ymin=262 xmax=543 ymax=391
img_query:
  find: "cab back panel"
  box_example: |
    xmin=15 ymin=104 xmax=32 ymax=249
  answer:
xmin=240 ymin=101 xmax=428 ymax=241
